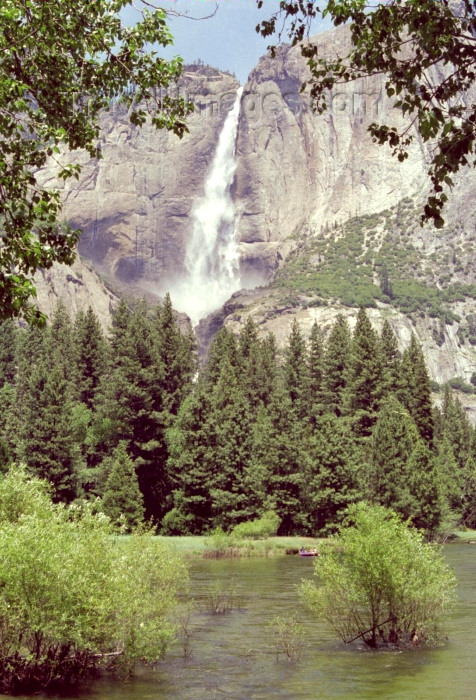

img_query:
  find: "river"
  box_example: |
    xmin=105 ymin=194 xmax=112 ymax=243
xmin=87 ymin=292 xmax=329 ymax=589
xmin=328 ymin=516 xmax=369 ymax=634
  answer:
xmin=6 ymin=544 xmax=476 ymax=699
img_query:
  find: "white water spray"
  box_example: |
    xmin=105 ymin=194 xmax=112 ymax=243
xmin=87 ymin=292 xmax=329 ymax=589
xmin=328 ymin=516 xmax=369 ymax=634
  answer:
xmin=170 ymin=87 xmax=243 ymax=325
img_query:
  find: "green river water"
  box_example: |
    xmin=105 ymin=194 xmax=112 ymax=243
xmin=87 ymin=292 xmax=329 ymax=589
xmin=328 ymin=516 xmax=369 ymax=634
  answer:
xmin=6 ymin=544 xmax=476 ymax=700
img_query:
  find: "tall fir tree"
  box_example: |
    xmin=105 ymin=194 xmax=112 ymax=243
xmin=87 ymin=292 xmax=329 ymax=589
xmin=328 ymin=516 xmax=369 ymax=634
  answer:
xmin=366 ymin=395 xmax=420 ymax=517
xmin=252 ymin=382 xmax=306 ymax=535
xmin=440 ymin=386 xmax=476 ymax=526
xmin=254 ymin=332 xmax=278 ymax=408
xmin=73 ymin=307 xmax=108 ymax=410
xmin=237 ymin=317 xmax=268 ymax=411
xmin=435 ymin=436 xmax=462 ymax=518
xmin=308 ymin=321 xmax=325 ymax=421
xmin=153 ymin=293 xmax=195 ymax=418
xmin=204 ymin=326 xmax=240 ymax=386
xmin=109 ymin=297 xmax=131 ymax=361
xmin=101 ymin=441 xmax=145 ymax=532
xmin=406 ymin=440 xmax=442 ymax=531
xmin=399 ymin=334 xmax=434 ymax=446
xmin=0 ymin=319 xmax=17 ymax=386
xmin=345 ymin=307 xmax=383 ymax=438
xmin=441 ymin=385 xmax=473 ymax=471
xmin=240 ymin=405 xmax=275 ymax=522
xmin=379 ymin=319 xmax=400 ymax=395
xmin=165 ymin=380 xmax=214 ymax=534
xmin=322 ymin=314 xmax=351 ymax=416
xmin=206 ymin=359 xmax=252 ymax=530
xmin=304 ymin=414 xmax=361 ymax=533
xmin=283 ymin=319 xmax=310 ymax=421
xmin=90 ymin=299 xmax=170 ymax=524
xmin=47 ymin=299 xmax=74 ymax=383
xmin=18 ymin=362 xmax=77 ymax=502
xmin=6 ymin=323 xmax=49 ymax=461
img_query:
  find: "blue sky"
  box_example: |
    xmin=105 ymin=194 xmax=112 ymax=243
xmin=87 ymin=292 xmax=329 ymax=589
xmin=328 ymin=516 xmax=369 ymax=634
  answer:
xmin=122 ymin=1 xmax=332 ymax=84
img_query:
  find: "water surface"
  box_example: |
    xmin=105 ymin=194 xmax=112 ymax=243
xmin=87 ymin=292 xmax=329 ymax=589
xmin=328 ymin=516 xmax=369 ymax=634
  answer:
xmin=6 ymin=545 xmax=476 ymax=699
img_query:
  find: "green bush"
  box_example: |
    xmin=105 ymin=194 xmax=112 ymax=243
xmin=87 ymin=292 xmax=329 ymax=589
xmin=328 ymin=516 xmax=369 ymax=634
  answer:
xmin=0 ymin=467 xmax=187 ymax=692
xmin=447 ymin=377 xmax=476 ymax=394
xmin=268 ymin=614 xmax=306 ymax=661
xmin=232 ymin=511 xmax=281 ymax=540
xmin=203 ymin=526 xmax=238 ymax=557
xmin=300 ymin=503 xmax=456 ymax=649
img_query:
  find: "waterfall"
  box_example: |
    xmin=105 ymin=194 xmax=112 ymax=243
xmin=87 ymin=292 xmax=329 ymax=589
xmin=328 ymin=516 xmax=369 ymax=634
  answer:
xmin=170 ymin=87 xmax=243 ymax=326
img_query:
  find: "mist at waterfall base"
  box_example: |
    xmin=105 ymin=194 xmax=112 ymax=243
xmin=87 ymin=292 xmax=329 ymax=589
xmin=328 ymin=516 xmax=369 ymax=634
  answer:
xmin=166 ymin=88 xmax=245 ymax=327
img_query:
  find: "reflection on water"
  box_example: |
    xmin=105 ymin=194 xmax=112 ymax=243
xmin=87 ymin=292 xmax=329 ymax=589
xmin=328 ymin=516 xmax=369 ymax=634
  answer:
xmin=6 ymin=546 xmax=476 ymax=700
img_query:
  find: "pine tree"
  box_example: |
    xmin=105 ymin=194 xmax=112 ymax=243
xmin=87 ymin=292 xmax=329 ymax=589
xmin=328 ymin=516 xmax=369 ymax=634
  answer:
xmin=379 ymin=319 xmax=400 ymax=395
xmin=322 ymin=314 xmax=351 ymax=416
xmin=283 ymin=318 xmax=310 ymax=420
xmin=0 ymin=319 xmax=17 ymax=386
xmin=254 ymin=332 xmax=278 ymax=408
xmin=406 ymin=440 xmax=442 ymax=531
xmin=462 ymin=431 xmax=476 ymax=528
xmin=238 ymin=317 xmax=267 ymax=411
xmin=435 ymin=436 xmax=462 ymax=516
xmin=399 ymin=334 xmax=434 ymax=446
xmin=380 ymin=262 xmax=393 ymax=298
xmin=240 ymin=405 xmax=275 ymax=522
xmin=101 ymin=442 xmax=145 ymax=532
xmin=440 ymin=386 xmax=476 ymax=526
xmin=166 ymin=381 xmax=215 ymax=534
xmin=206 ymin=359 xmax=252 ymax=530
xmin=90 ymin=299 xmax=170 ymax=524
xmin=109 ymin=298 xmax=131 ymax=360
xmin=252 ymin=382 xmax=306 ymax=535
xmin=308 ymin=321 xmax=325 ymax=420
xmin=204 ymin=326 xmax=239 ymax=386
xmin=304 ymin=414 xmax=361 ymax=533
xmin=441 ymin=385 xmax=473 ymax=471
xmin=366 ymin=395 xmax=420 ymax=517
xmin=345 ymin=307 xmax=383 ymax=437
xmin=18 ymin=362 xmax=77 ymax=502
xmin=153 ymin=294 xmax=195 ymax=418
xmin=48 ymin=299 xmax=74 ymax=383
xmin=73 ymin=307 xmax=108 ymax=409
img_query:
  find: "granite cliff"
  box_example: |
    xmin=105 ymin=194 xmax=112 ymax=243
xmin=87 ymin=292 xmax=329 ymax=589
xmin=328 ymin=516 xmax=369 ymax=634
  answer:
xmin=34 ymin=30 xmax=475 ymax=411
xmin=36 ymin=66 xmax=240 ymax=298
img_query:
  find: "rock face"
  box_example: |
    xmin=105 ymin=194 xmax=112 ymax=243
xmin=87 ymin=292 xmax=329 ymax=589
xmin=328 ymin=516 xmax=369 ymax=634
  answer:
xmin=34 ymin=34 xmax=475 ymax=410
xmin=36 ymin=66 xmax=240 ymax=296
xmin=33 ymin=256 xmax=117 ymax=330
xmin=234 ymin=25 xmax=475 ymax=282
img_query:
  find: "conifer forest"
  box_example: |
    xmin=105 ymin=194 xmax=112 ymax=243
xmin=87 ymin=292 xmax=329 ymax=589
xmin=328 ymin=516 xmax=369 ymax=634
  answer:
xmin=1 ymin=296 xmax=474 ymax=537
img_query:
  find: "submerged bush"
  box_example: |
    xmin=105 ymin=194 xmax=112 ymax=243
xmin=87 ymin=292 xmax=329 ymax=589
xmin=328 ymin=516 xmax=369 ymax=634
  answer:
xmin=268 ymin=614 xmax=306 ymax=661
xmin=300 ymin=503 xmax=456 ymax=649
xmin=0 ymin=467 xmax=187 ymax=692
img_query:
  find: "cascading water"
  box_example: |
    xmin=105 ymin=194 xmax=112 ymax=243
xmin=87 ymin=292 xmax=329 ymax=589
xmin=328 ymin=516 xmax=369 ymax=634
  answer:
xmin=170 ymin=87 xmax=243 ymax=326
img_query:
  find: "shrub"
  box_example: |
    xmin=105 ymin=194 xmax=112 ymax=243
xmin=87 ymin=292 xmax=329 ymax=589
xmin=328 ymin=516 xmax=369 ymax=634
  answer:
xmin=0 ymin=467 xmax=187 ymax=692
xmin=231 ymin=511 xmax=281 ymax=540
xmin=268 ymin=614 xmax=306 ymax=661
xmin=203 ymin=526 xmax=238 ymax=558
xmin=204 ymin=579 xmax=241 ymax=614
xmin=447 ymin=376 xmax=476 ymax=394
xmin=300 ymin=503 xmax=456 ymax=649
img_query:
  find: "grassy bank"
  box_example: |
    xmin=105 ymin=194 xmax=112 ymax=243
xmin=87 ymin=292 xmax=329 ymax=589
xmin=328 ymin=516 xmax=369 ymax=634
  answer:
xmin=451 ymin=530 xmax=476 ymax=542
xmin=155 ymin=535 xmax=324 ymax=558
xmin=119 ymin=531 xmax=476 ymax=557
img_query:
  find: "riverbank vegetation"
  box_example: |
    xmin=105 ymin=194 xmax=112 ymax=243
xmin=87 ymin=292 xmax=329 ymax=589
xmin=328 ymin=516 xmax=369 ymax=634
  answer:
xmin=0 ymin=468 xmax=187 ymax=693
xmin=0 ymin=296 xmax=474 ymax=539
